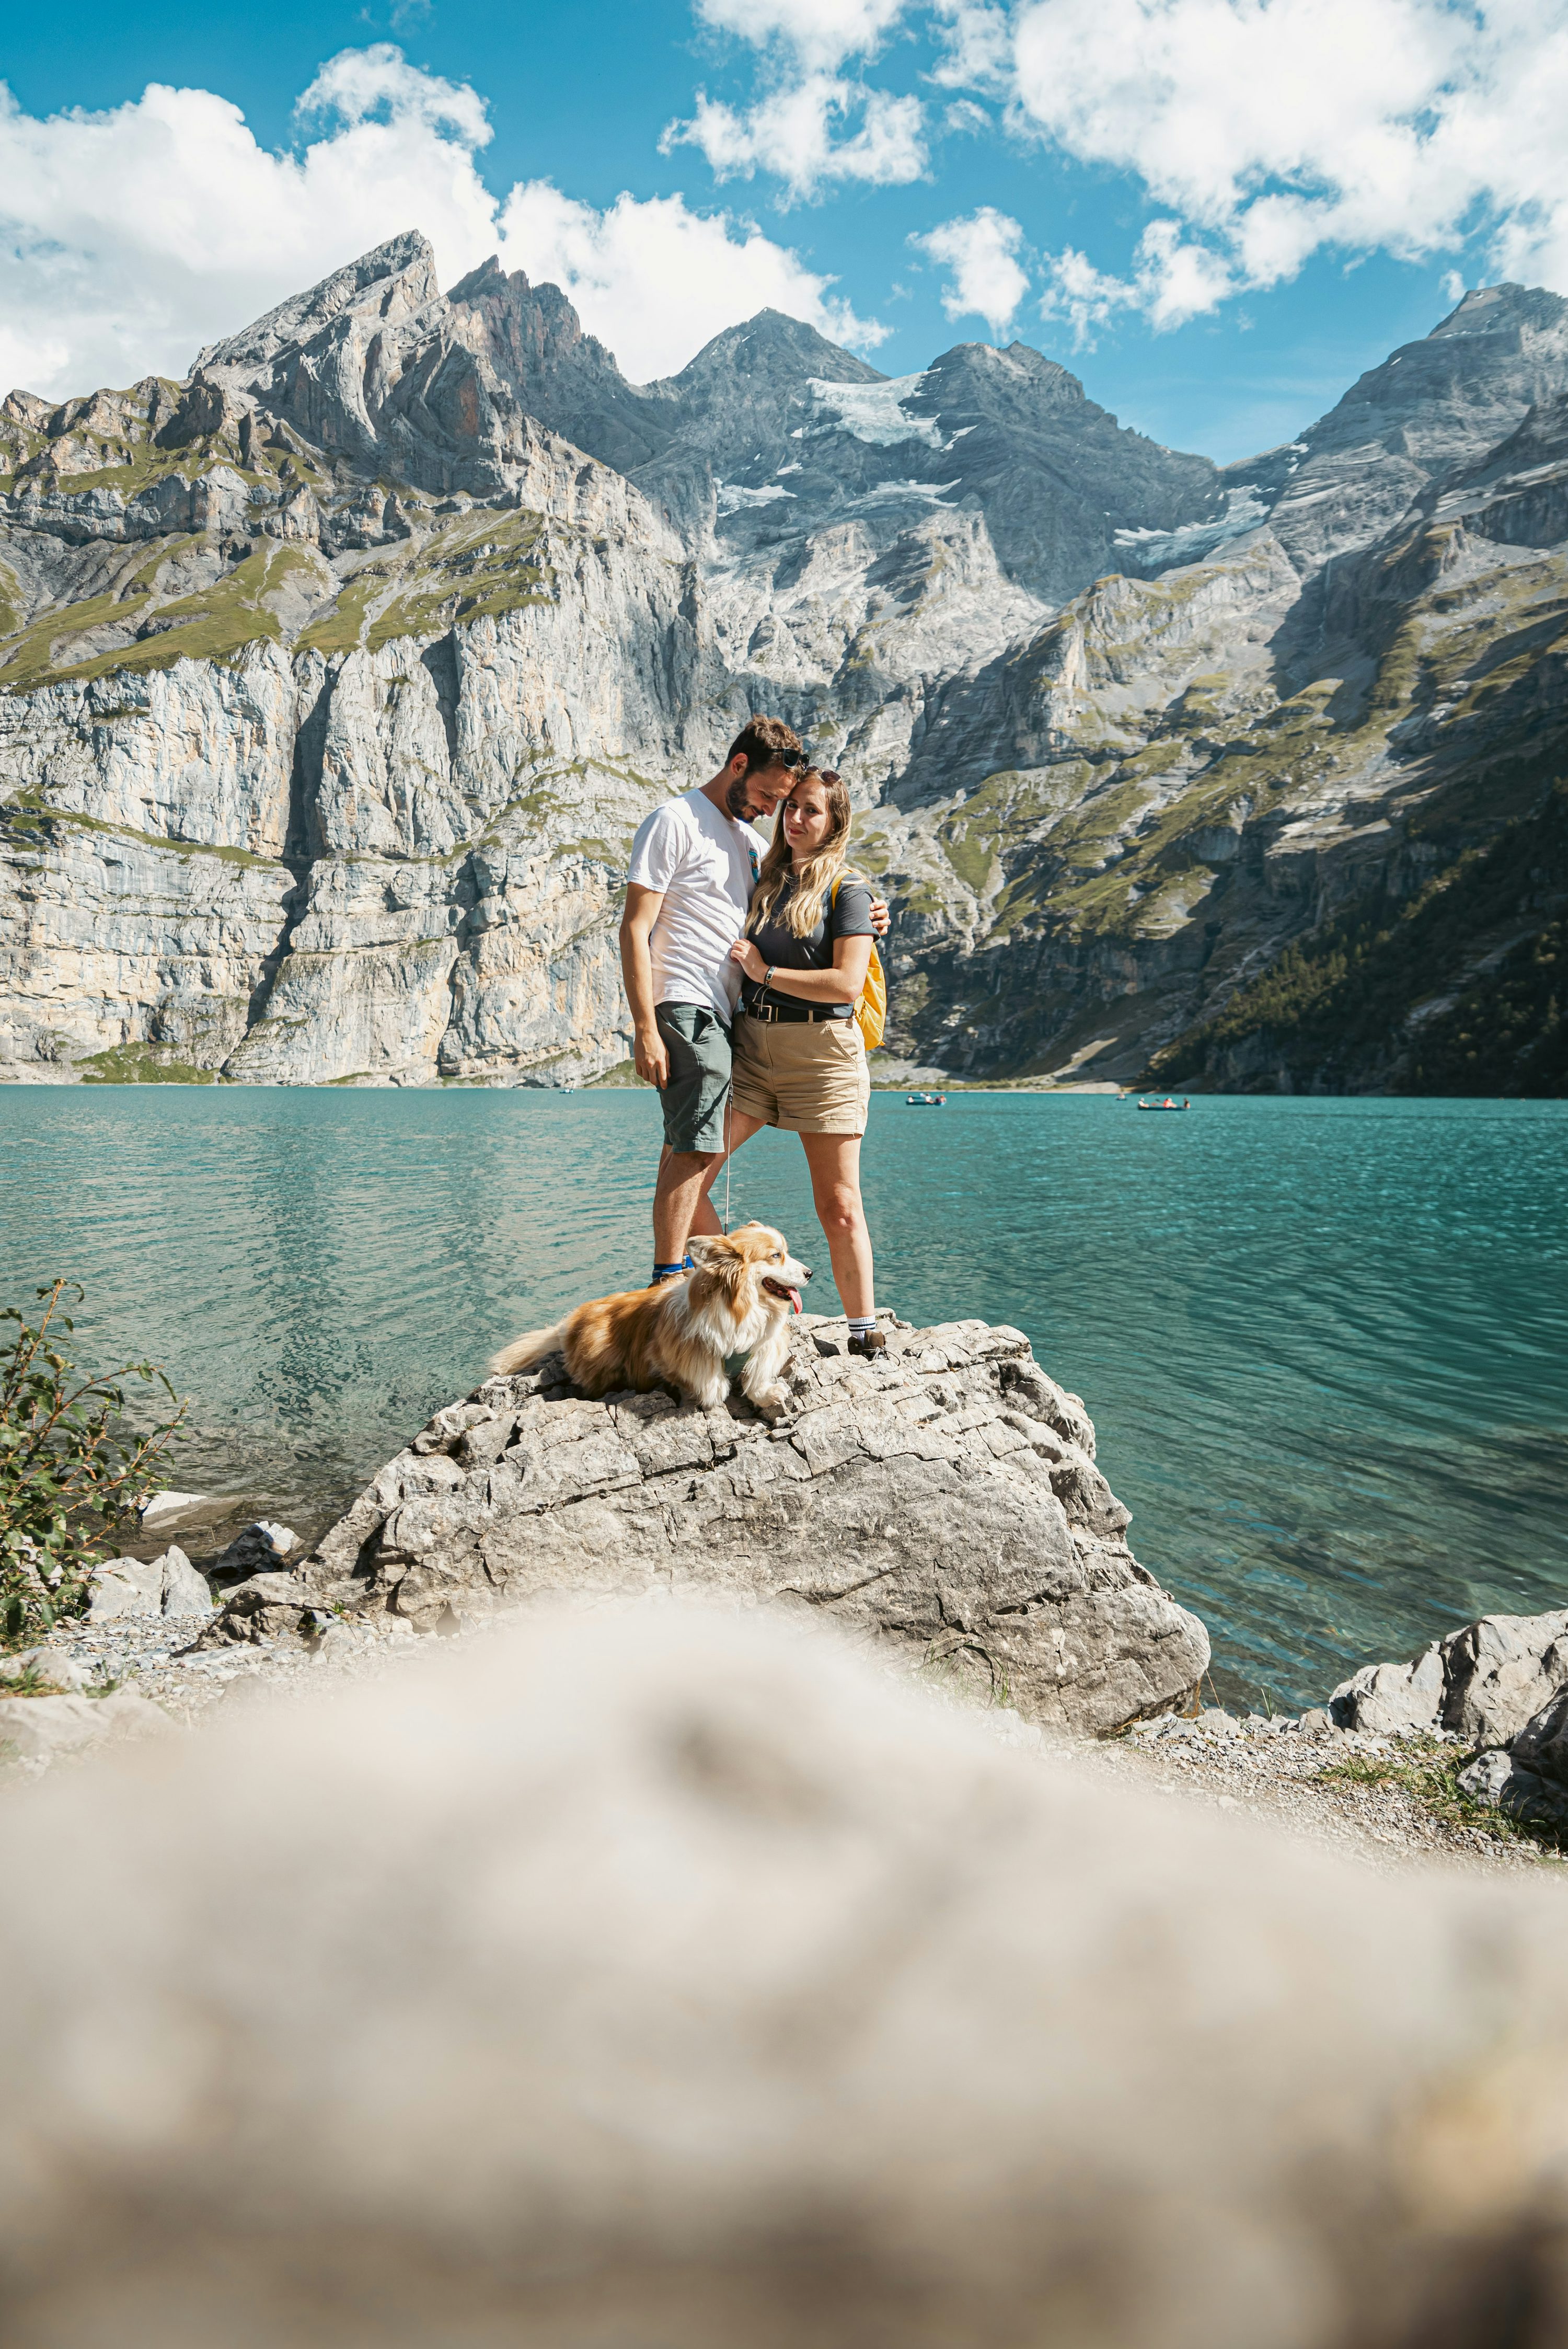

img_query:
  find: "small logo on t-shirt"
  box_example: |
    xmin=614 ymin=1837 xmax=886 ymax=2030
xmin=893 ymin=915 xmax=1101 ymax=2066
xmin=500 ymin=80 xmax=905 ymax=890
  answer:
xmin=747 ymin=846 xmax=759 ymax=882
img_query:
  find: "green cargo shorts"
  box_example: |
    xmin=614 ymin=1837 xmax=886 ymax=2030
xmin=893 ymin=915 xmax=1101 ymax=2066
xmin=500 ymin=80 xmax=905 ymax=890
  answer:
xmin=655 ymin=1003 xmax=733 ymax=1155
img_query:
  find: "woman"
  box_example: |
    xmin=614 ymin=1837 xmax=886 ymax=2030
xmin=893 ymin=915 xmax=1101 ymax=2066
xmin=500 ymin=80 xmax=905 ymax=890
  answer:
xmin=723 ymin=767 xmax=884 ymax=1360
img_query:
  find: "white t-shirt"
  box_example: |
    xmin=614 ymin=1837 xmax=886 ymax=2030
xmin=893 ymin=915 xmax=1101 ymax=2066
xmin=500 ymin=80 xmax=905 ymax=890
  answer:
xmin=627 ymin=787 xmax=769 ymax=1022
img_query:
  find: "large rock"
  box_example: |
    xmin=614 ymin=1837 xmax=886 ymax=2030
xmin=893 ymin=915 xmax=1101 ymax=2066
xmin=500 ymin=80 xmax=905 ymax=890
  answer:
xmin=1331 ymin=1604 xmax=1568 ymax=1750
xmin=1325 ymin=1643 xmax=1446 ymax=1736
xmin=1456 ymin=1745 xmax=1568 ymax=1829
xmin=3 ymin=1601 xmax=1568 ymax=2349
xmin=1512 ymin=1682 xmax=1568 ymax=1790
xmin=206 ymin=1317 xmax=1208 ymax=1736
xmin=1440 ymin=1607 xmax=1568 ymax=1748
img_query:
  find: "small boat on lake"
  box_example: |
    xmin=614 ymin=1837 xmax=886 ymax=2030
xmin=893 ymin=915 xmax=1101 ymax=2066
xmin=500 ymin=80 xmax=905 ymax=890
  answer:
xmin=905 ymin=1091 xmax=948 ymax=1106
xmin=1136 ymin=1095 xmax=1190 ymax=1112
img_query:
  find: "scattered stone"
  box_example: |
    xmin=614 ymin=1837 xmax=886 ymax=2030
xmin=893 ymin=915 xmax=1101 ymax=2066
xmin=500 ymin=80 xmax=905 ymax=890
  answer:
xmin=139 ymin=1490 xmax=211 ymax=1528
xmin=86 ymin=1555 xmax=163 ymax=1620
xmin=195 ymin=1571 xmax=321 ymax=1648
xmin=158 ymin=1546 xmax=215 ymax=1618
xmin=87 ymin=1546 xmax=213 ymax=1622
xmin=0 ymin=1647 xmax=87 ymax=1694
xmin=209 ymin=1521 xmax=299 ymax=1584
xmin=202 ymin=1318 xmax=1210 ymax=1737
xmin=1328 ymin=1642 xmax=1446 ymax=1734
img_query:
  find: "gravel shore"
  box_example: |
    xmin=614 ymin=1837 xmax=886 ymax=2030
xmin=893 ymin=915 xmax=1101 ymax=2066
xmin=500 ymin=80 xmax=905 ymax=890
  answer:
xmin=1099 ymin=1708 xmax=1564 ymax=1876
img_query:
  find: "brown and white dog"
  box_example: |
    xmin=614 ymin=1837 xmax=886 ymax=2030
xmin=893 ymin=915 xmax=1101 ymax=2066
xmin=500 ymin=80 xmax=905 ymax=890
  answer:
xmin=488 ymin=1223 xmax=812 ymax=1412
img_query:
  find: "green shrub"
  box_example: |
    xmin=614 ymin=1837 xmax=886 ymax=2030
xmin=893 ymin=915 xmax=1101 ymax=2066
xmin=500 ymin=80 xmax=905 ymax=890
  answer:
xmin=1 ymin=1280 xmax=186 ymax=1648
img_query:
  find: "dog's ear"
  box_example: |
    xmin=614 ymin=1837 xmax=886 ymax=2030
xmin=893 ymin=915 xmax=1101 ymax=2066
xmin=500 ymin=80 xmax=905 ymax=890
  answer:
xmin=684 ymin=1235 xmax=725 ymax=1267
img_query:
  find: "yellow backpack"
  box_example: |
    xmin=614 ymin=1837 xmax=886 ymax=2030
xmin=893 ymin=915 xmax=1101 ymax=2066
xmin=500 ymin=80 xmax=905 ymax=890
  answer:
xmin=832 ymin=875 xmax=886 ymax=1052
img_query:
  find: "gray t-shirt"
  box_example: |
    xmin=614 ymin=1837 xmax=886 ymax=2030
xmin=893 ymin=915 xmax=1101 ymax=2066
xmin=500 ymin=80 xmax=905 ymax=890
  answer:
xmin=743 ymin=874 xmax=874 ymax=1021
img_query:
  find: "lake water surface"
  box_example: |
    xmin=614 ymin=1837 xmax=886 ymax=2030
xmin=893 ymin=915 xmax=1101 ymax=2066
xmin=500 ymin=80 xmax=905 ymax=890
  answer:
xmin=3 ymin=1086 xmax=1564 ymax=1709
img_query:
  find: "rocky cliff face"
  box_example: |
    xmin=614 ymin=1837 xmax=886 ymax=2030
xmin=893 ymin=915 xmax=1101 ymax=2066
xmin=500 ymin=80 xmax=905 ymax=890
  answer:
xmin=3 ymin=234 xmax=1566 ymax=1089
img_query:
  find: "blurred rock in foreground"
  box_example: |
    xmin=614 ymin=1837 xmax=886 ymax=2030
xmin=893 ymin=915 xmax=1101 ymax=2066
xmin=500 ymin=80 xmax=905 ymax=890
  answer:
xmin=3 ymin=1600 xmax=1568 ymax=2349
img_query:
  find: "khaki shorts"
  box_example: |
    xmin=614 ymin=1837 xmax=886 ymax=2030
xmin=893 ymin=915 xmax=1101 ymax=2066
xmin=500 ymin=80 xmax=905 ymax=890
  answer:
xmin=731 ymin=1012 xmax=870 ymax=1136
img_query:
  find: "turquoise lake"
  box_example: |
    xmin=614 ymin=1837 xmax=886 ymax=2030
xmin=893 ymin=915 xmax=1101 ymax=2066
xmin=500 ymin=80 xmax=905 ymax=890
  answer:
xmin=2 ymin=1086 xmax=1564 ymax=1709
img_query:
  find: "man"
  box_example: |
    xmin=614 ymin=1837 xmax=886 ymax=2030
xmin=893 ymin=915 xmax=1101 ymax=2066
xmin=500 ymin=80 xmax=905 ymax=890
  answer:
xmin=620 ymin=716 xmax=886 ymax=1285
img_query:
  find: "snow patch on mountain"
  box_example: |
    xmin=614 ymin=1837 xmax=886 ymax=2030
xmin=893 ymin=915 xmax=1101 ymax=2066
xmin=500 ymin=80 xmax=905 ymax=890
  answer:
xmin=1113 ymin=486 xmax=1269 ymax=572
xmin=715 ymin=480 xmax=798 ymax=514
xmin=804 ymin=375 xmax=948 ymax=451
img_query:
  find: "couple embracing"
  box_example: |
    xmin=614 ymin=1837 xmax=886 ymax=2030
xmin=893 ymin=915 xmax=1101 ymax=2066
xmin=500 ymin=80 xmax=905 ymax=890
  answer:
xmin=619 ymin=715 xmax=888 ymax=1360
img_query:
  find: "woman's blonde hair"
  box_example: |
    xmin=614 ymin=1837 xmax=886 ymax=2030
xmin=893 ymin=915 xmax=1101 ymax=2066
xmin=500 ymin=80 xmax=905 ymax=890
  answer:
xmin=748 ymin=768 xmax=853 ymax=939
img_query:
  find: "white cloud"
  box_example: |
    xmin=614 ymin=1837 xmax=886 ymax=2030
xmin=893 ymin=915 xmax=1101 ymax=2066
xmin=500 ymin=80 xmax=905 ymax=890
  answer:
xmin=496 ymin=183 xmax=886 ymax=377
xmin=0 ymin=49 xmax=498 ymax=398
xmin=690 ymin=0 xmax=914 ymax=68
xmin=995 ymin=0 xmax=1568 ymax=318
xmin=664 ymin=72 xmax=926 ymax=201
xmin=912 ymin=206 xmax=1030 ymax=335
xmin=0 ymin=47 xmax=883 ymax=400
xmin=1039 ymin=247 xmax=1138 ymax=344
xmin=1040 ymin=221 xmax=1237 ymax=343
xmin=929 ymin=2 xmax=1016 ymax=91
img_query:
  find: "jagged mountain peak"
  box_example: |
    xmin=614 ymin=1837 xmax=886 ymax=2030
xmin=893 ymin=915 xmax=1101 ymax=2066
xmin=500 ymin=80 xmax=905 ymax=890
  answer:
xmin=1311 ymin=280 xmax=1568 ymax=456
xmin=196 ymin=231 xmax=440 ymax=388
xmin=660 ymin=309 xmax=884 ymax=398
xmin=1430 ymin=282 xmax=1568 ymax=341
xmin=927 ymin=340 xmax=1082 ymax=394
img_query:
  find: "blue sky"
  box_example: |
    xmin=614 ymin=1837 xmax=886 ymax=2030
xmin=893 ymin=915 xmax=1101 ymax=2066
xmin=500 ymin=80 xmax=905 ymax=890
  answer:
xmin=4 ymin=0 xmax=1565 ymax=462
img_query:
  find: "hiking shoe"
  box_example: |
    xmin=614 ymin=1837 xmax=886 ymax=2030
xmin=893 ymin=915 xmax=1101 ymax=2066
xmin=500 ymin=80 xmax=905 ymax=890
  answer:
xmin=847 ymin=1329 xmax=887 ymax=1358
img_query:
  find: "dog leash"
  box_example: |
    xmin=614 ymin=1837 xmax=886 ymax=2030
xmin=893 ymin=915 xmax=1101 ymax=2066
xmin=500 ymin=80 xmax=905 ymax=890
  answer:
xmin=722 ymin=1061 xmax=732 ymax=1235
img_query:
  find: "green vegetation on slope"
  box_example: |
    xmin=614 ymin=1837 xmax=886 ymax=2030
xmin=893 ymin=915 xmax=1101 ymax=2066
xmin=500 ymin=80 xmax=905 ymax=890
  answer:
xmin=0 ymin=538 xmax=320 ymax=693
xmin=77 ymin=1042 xmax=221 ymax=1085
xmin=1408 ymin=915 xmax=1566 ymax=1095
xmin=1147 ymin=780 xmax=1568 ymax=1095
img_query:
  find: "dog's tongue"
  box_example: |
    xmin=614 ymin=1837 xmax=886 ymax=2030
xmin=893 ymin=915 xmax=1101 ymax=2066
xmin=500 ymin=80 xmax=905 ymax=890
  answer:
xmin=787 ymin=1286 xmax=802 ymax=1315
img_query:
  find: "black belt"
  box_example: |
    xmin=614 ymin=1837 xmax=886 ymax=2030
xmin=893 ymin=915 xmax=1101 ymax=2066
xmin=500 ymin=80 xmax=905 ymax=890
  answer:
xmin=743 ymin=997 xmax=847 ymax=1025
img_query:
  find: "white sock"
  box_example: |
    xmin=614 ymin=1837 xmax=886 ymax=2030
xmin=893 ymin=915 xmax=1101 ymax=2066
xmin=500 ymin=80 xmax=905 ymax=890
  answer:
xmin=847 ymin=1315 xmax=876 ymax=1337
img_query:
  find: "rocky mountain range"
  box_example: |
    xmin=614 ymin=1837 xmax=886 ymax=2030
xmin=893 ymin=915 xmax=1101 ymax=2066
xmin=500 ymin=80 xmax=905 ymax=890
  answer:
xmin=2 ymin=231 xmax=1564 ymax=1091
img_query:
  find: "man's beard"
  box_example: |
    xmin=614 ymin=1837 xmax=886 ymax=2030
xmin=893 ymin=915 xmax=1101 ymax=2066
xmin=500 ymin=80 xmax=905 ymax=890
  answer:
xmin=726 ymin=774 xmax=758 ymax=819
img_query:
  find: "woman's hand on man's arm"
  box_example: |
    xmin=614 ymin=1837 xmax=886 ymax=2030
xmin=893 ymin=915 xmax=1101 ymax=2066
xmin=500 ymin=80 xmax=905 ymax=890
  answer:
xmin=869 ymin=895 xmax=890 ymax=936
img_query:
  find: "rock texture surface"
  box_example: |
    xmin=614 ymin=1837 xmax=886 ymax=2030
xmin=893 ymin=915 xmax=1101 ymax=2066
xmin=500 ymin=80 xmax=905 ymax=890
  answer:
xmin=202 ymin=1314 xmax=1209 ymax=1736
xmin=4 ymin=237 xmax=1566 ymax=1090
xmin=1333 ymin=1605 xmax=1568 ymax=1827
xmin=86 ymin=1545 xmax=213 ymax=1622
xmin=3 ymin=1600 xmax=1568 ymax=2349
